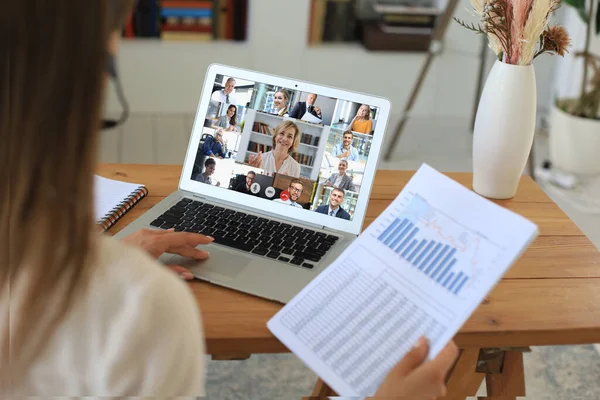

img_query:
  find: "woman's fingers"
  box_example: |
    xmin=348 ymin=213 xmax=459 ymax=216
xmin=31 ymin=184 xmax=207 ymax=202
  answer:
xmin=166 ymin=264 xmax=194 ymax=280
xmin=169 ymin=245 xmax=211 ymax=260
xmin=387 ymin=337 xmax=430 ymax=378
xmin=159 ymin=231 xmax=214 ymax=248
xmin=149 ymin=232 xmax=214 ymax=256
xmin=414 ymin=341 xmax=459 ymax=382
xmin=249 ymin=151 xmax=262 ymax=167
xmin=402 ymin=341 xmax=459 ymax=398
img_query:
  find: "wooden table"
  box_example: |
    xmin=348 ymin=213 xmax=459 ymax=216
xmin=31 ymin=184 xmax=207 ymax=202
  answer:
xmin=100 ymin=164 xmax=600 ymax=399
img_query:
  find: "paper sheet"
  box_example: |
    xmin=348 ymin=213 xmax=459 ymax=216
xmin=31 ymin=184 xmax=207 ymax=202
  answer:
xmin=94 ymin=175 xmax=145 ymax=222
xmin=267 ymin=164 xmax=538 ymax=397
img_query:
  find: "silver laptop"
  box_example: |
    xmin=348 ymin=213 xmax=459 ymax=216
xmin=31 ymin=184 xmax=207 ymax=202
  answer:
xmin=114 ymin=64 xmax=391 ymax=303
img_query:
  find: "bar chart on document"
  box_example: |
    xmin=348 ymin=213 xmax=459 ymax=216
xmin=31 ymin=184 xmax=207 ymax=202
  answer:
xmin=267 ymin=165 xmax=537 ymax=397
xmin=374 ymin=190 xmax=503 ymax=300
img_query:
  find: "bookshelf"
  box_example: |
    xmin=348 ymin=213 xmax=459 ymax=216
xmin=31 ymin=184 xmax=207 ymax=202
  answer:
xmin=123 ymin=0 xmax=249 ymax=42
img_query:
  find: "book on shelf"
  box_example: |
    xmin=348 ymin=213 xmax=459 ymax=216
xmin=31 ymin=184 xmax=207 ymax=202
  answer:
xmin=290 ymin=152 xmax=314 ymax=167
xmin=252 ymin=121 xmax=274 ymax=136
xmin=308 ymin=0 xmax=360 ymax=45
xmin=372 ymin=0 xmax=442 ymax=15
xmin=300 ymin=133 xmax=318 ymax=146
xmin=248 ymin=141 xmax=272 ymax=153
xmin=123 ymin=0 xmax=248 ymax=41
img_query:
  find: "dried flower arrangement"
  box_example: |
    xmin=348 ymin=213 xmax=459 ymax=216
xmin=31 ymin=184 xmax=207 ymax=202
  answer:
xmin=455 ymin=0 xmax=571 ymax=65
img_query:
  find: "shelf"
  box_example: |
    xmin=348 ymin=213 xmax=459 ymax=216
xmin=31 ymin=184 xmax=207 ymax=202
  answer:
xmin=299 ymin=142 xmax=319 ymax=149
xmin=256 ymin=112 xmax=326 ymax=129
xmin=252 ymin=131 xmax=319 ymax=150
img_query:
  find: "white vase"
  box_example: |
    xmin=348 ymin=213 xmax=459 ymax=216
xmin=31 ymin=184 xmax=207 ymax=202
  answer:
xmin=549 ymin=104 xmax=600 ymax=175
xmin=472 ymin=60 xmax=537 ymax=199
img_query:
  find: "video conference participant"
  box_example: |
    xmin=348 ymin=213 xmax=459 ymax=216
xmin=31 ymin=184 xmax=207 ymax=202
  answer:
xmin=202 ymin=129 xmax=226 ymax=158
xmin=315 ymin=188 xmax=351 ymax=220
xmin=350 ymin=104 xmax=373 ymax=134
xmin=288 ymin=93 xmax=320 ymax=120
xmin=331 ymin=130 xmax=359 ymax=161
xmin=194 ymin=158 xmax=221 ymax=186
xmin=211 ymin=77 xmax=237 ymax=104
xmin=273 ymin=179 xmax=304 ymax=208
xmin=214 ymin=104 xmax=239 ymax=132
xmin=273 ymin=89 xmax=290 ymax=117
xmin=247 ymin=120 xmax=301 ymax=178
xmin=235 ymin=171 xmax=255 ymax=194
xmin=325 ymin=160 xmax=356 ymax=191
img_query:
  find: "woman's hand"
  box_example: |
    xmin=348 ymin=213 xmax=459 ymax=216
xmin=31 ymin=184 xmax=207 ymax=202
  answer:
xmin=374 ymin=337 xmax=459 ymax=399
xmin=248 ymin=151 xmax=262 ymax=167
xmin=122 ymin=228 xmax=214 ymax=280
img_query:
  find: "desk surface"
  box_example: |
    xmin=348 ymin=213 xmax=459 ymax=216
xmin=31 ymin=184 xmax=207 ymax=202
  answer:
xmin=100 ymin=164 xmax=600 ymax=354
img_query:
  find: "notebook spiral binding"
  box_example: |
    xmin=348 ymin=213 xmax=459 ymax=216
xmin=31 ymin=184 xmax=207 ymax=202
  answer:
xmin=99 ymin=186 xmax=149 ymax=232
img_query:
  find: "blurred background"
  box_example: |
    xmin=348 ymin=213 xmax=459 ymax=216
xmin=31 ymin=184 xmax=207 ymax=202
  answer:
xmin=102 ymin=1 xmax=600 ymax=397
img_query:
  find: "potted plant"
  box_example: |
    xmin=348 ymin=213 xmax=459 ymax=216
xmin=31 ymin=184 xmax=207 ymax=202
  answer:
xmin=455 ymin=0 xmax=571 ymax=199
xmin=549 ymin=0 xmax=600 ymax=175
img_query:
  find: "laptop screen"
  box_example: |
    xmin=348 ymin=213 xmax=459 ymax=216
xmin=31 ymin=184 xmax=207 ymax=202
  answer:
xmin=190 ymin=74 xmax=381 ymax=222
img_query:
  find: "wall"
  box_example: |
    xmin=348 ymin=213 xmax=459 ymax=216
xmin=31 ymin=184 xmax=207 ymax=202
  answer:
xmin=107 ymin=0 xmax=558 ymax=121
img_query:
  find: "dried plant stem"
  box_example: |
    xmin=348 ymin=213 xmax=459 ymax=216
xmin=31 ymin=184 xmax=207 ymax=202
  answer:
xmin=579 ymin=3 xmax=594 ymax=106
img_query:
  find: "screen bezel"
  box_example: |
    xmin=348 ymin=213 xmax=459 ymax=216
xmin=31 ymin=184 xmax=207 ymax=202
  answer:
xmin=179 ymin=64 xmax=391 ymax=236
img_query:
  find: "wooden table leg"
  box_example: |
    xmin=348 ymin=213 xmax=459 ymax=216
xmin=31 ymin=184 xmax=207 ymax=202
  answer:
xmin=477 ymin=348 xmax=528 ymax=400
xmin=442 ymin=348 xmax=486 ymax=400
xmin=304 ymin=378 xmax=336 ymax=399
xmin=305 ymin=347 xmax=527 ymax=400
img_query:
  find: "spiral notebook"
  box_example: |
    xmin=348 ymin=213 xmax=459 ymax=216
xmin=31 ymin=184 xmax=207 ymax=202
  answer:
xmin=95 ymin=175 xmax=149 ymax=231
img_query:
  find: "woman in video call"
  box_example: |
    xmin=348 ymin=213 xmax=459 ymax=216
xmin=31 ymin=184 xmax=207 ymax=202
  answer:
xmin=349 ymin=104 xmax=373 ymax=134
xmin=247 ymin=120 xmax=301 ymax=178
xmin=2 ymin=0 xmax=458 ymax=396
xmin=272 ymin=89 xmax=290 ymax=117
xmin=214 ymin=104 xmax=239 ymax=132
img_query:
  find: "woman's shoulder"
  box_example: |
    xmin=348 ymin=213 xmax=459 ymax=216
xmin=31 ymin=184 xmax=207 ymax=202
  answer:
xmin=94 ymin=236 xmax=201 ymax=315
xmin=64 ymin=236 xmax=205 ymax=394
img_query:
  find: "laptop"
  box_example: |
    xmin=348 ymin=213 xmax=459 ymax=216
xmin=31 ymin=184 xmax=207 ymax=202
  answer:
xmin=114 ymin=64 xmax=391 ymax=303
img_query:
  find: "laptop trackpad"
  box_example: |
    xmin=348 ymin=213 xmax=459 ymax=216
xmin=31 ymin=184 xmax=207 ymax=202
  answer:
xmin=168 ymin=250 xmax=249 ymax=281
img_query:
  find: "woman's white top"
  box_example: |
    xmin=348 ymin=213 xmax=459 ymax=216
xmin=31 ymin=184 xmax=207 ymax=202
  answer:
xmin=260 ymin=150 xmax=301 ymax=178
xmin=12 ymin=236 xmax=206 ymax=396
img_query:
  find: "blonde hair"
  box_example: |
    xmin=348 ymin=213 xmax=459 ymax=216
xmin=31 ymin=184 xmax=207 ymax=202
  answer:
xmin=1 ymin=0 xmax=135 ymax=389
xmin=356 ymin=104 xmax=371 ymax=120
xmin=271 ymin=120 xmax=301 ymax=154
xmin=276 ymin=89 xmax=290 ymax=102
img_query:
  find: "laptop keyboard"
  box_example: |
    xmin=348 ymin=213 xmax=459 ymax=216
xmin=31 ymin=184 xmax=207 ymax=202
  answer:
xmin=149 ymin=198 xmax=340 ymax=269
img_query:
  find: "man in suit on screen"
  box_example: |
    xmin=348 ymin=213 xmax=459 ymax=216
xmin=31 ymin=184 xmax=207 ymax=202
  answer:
xmin=315 ymin=188 xmax=351 ymax=220
xmin=288 ymin=93 xmax=320 ymax=120
xmin=324 ymin=160 xmax=356 ymax=192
